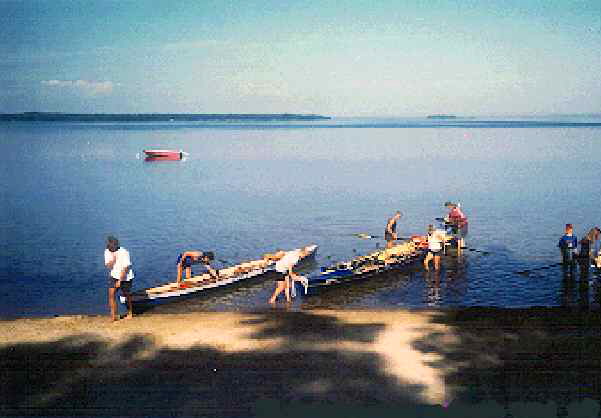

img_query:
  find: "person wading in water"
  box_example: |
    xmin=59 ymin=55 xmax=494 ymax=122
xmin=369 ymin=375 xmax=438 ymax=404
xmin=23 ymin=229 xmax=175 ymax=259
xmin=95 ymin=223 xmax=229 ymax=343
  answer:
xmin=385 ymin=211 xmax=402 ymax=249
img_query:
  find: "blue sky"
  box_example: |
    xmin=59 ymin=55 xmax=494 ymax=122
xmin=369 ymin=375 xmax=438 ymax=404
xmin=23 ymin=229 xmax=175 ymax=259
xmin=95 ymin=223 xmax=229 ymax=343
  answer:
xmin=1 ymin=0 xmax=600 ymax=116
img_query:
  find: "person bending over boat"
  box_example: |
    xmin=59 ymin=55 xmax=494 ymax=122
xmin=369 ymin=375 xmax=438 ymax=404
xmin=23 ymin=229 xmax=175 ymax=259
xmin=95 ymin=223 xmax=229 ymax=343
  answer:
xmin=385 ymin=211 xmax=402 ymax=249
xmin=177 ymin=251 xmax=219 ymax=284
xmin=558 ymin=224 xmax=578 ymax=266
xmin=104 ymin=236 xmax=134 ymax=322
xmin=269 ymin=247 xmax=311 ymax=304
xmin=424 ymin=225 xmax=445 ymax=271
xmin=444 ymin=202 xmax=468 ymax=253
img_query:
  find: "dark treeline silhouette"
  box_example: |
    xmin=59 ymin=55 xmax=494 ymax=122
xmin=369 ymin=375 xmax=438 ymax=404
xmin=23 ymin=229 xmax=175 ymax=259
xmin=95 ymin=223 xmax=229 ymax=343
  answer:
xmin=0 ymin=113 xmax=331 ymax=122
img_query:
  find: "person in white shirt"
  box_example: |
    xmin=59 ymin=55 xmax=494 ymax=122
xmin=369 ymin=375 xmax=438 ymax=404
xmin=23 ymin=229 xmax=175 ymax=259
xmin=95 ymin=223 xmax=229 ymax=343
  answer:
xmin=104 ymin=236 xmax=134 ymax=321
xmin=424 ymin=225 xmax=445 ymax=271
xmin=268 ymin=247 xmax=310 ymax=304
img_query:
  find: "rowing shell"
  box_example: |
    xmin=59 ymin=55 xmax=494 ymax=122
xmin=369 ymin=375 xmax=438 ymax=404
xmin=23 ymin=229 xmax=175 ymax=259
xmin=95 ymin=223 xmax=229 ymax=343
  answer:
xmin=120 ymin=245 xmax=317 ymax=307
xmin=297 ymin=239 xmax=426 ymax=294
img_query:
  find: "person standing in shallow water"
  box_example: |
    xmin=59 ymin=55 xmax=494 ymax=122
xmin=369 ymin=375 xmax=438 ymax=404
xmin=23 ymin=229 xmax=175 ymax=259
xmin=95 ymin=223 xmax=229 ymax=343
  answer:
xmin=104 ymin=236 xmax=134 ymax=321
xmin=579 ymin=227 xmax=600 ymax=264
xmin=424 ymin=224 xmax=444 ymax=271
xmin=558 ymin=224 xmax=578 ymax=266
xmin=385 ymin=211 xmax=402 ymax=249
xmin=269 ymin=247 xmax=311 ymax=304
xmin=444 ymin=202 xmax=468 ymax=254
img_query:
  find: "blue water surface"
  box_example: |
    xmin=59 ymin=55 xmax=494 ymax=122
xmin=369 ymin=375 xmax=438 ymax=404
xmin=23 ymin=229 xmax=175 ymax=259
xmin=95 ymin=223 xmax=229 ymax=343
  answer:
xmin=1 ymin=117 xmax=600 ymax=317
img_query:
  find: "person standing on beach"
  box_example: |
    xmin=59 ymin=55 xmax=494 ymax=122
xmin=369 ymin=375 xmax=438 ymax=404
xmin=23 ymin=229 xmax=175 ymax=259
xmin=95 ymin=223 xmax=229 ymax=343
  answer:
xmin=385 ymin=211 xmax=402 ymax=249
xmin=104 ymin=236 xmax=134 ymax=321
xmin=558 ymin=224 xmax=578 ymax=266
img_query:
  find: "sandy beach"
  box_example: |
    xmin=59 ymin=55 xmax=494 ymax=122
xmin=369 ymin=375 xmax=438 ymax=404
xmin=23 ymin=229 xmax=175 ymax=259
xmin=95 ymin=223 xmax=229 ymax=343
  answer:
xmin=2 ymin=308 xmax=600 ymax=417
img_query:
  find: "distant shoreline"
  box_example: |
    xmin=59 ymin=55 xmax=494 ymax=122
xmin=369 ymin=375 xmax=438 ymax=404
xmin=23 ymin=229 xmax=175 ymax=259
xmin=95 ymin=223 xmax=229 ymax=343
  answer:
xmin=427 ymin=114 xmax=458 ymax=119
xmin=0 ymin=112 xmax=331 ymax=122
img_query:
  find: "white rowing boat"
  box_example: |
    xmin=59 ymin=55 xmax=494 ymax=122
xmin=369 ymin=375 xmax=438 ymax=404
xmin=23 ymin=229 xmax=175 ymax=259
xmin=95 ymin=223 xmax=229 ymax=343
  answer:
xmin=120 ymin=245 xmax=317 ymax=307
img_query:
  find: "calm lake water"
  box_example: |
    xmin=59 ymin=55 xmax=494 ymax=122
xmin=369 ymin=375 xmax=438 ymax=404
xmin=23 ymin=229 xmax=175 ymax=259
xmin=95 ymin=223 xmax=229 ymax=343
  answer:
xmin=2 ymin=117 xmax=600 ymax=317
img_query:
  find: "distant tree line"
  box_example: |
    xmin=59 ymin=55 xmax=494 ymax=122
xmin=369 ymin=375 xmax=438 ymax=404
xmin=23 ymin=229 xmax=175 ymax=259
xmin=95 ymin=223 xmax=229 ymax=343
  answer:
xmin=0 ymin=112 xmax=331 ymax=122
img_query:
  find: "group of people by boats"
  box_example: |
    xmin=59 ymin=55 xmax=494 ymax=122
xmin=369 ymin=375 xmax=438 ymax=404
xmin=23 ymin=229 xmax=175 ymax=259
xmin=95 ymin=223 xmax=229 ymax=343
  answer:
xmin=103 ymin=201 xmax=600 ymax=321
xmin=558 ymin=224 xmax=601 ymax=270
xmin=104 ymin=239 xmax=231 ymax=321
xmin=384 ymin=202 xmax=468 ymax=272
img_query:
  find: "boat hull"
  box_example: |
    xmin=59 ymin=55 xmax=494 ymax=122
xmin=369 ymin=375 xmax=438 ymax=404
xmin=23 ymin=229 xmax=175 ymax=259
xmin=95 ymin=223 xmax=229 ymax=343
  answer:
xmin=299 ymin=241 xmax=426 ymax=295
xmin=143 ymin=149 xmax=183 ymax=161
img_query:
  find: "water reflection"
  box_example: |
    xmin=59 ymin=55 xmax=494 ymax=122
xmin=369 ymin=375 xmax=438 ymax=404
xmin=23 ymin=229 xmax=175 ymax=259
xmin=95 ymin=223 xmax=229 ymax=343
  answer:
xmin=559 ymin=258 xmax=601 ymax=310
xmin=299 ymin=268 xmax=419 ymax=309
xmin=423 ymin=270 xmax=441 ymax=307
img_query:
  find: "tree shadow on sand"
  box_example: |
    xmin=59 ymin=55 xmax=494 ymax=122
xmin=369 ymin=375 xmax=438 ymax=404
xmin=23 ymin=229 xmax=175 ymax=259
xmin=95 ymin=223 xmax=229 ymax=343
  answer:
xmin=1 ymin=310 xmax=451 ymax=418
xmin=414 ymin=306 xmax=601 ymax=417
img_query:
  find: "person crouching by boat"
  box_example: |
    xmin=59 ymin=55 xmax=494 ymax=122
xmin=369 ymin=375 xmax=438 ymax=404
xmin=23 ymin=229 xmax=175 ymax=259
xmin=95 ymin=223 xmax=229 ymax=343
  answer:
xmin=104 ymin=236 xmax=134 ymax=322
xmin=444 ymin=202 xmax=468 ymax=254
xmin=269 ymin=247 xmax=310 ymax=304
xmin=558 ymin=224 xmax=578 ymax=267
xmin=176 ymin=251 xmax=219 ymax=285
xmin=385 ymin=211 xmax=402 ymax=249
xmin=424 ymin=225 xmax=444 ymax=271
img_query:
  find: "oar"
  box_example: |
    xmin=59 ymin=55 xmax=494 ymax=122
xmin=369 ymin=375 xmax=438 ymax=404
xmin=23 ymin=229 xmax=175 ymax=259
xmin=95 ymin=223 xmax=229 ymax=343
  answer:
xmin=515 ymin=262 xmax=568 ymax=276
xmin=353 ymin=233 xmax=410 ymax=240
xmin=354 ymin=230 xmax=494 ymax=259
xmin=353 ymin=233 xmax=378 ymax=239
xmin=463 ymin=248 xmax=491 ymax=255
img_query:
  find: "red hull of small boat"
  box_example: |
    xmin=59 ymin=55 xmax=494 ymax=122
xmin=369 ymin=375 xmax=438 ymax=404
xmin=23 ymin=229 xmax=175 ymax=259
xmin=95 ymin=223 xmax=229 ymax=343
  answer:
xmin=144 ymin=155 xmax=182 ymax=161
xmin=143 ymin=149 xmax=183 ymax=161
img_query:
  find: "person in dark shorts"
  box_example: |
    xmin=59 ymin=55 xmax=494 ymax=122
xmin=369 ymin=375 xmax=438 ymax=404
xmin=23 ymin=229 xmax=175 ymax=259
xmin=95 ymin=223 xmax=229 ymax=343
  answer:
xmin=385 ymin=211 xmax=402 ymax=249
xmin=424 ymin=224 xmax=445 ymax=271
xmin=176 ymin=251 xmax=219 ymax=284
xmin=558 ymin=224 xmax=578 ymax=266
xmin=104 ymin=236 xmax=134 ymax=322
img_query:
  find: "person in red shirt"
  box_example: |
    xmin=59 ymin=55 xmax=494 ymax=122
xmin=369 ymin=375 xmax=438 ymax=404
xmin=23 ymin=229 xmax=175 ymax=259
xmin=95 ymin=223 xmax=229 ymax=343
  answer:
xmin=444 ymin=202 xmax=468 ymax=253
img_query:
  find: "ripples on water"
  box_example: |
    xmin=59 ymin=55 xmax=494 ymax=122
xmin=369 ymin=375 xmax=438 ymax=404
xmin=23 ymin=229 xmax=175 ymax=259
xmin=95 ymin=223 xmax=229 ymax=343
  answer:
xmin=1 ymin=118 xmax=600 ymax=316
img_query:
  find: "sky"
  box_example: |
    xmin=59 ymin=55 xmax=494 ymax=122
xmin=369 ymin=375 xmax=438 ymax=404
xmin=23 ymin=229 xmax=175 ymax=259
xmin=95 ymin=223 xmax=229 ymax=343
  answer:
xmin=1 ymin=0 xmax=600 ymax=116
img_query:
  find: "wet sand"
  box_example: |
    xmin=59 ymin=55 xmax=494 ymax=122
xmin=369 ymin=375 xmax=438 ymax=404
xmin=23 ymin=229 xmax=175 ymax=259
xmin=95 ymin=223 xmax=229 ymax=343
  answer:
xmin=2 ymin=308 xmax=600 ymax=417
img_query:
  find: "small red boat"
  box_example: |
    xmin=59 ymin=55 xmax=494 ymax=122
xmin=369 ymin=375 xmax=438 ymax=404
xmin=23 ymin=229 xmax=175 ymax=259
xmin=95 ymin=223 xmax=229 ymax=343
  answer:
xmin=143 ymin=149 xmax=186 ymax=161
